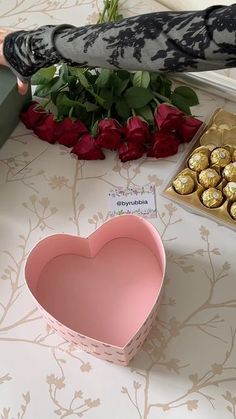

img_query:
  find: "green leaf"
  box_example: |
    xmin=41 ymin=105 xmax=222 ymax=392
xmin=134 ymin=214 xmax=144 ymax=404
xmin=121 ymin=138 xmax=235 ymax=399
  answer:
xmin=115 ymin=99 xmax=131 ymax=119
xmin=106 ymin=74 xmax=120 ymax=93
xmin=171 ymin=95 xmax=191 ymax=115
xmin=68 ymin=107 xmax=74 ymax=118
xmin=153 ymin=91 xmax=171 ymax=103
xmin=85 ymin=72 xmax=98 ymax=85
xmin=159 ymin=76 xmax=172 ymax=98
xmin=150 ymin=72 xmax=159 ymax=84
xmin=124 ymin=87 xmax=153 ymax=109
xmin=59 ymin=63 xmax=69 ymax=83
xmin=31 ymin=66 xmax=56 ymax=85
xmin=87 ymin=89 xmax=106 ymax=108
xmin=34 ymin=77 xmax=65 ymax=98
xmin=100 ymin=88 xmax=114 ymax=110
xmin=91 ymin=120 xmax=99 ymax=137
xmin=68 ymin=67 xmax=90 ymax=88
xmin=109 ymin=73 xmax=123 ymax=90
xmin=133 ymin=71 xmax=150 ymax=89
xmin=73 ymin=107 xmax=91 ymax=126
xmin=67 ymin=75 xmax=78 ymax=93
xmin=78 ymin=72 xmax=90 ymax=89
xmin=68 ymin=67 xmax=81 ymax=77
xmin=56 ymin=93 xmax=86 ymax=112
xmin=116 ymin=70 xmax=130 ymax=80
xmin=84 ymin=102 xmax=99 ymax=112
xmin=51 ymin=91 xmax=60 ymax=105
xmin=151 ymin=74 xmax=172 ymax=99
xmin=56 ymin=93 xmax=71 ymax=119
xmin=56 ymin=92 xmax=69 ymax=107
xmin=136 ymin=105 xmax=154 ymax=124
xmin=171 ymin=86 xmax=199 ymax=107
xmin=74 ymin=88 xmax=86 ymax=102
xmin=115 ymin=78 xmax=130 ymax=96
xmin=151 ymin=74 xmax=171 ymax=97
xmin=95 ymin=69 xmax=112 ymax=88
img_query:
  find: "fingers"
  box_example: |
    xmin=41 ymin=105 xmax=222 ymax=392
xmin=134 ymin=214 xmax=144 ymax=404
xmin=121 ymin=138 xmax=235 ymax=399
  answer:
xmin=0 ymin=29 xmax=11 ymax=67
xmin=17 ymin=78 xmax=29 ymax=95
xmin=0 ymin=28 xmax=14 ymax=37
xmin=0 ymin=28 xmax=29 ymax=95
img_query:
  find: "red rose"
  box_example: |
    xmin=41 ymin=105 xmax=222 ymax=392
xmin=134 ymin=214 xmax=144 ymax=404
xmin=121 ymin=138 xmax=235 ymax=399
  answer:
xmin=20 ymin=101 xmax=47 ymax=129
xmin=96 ymin=118 xmax=123 ymax=150
xmin=147 ymin=132 xmax=179 ymax=158
xmin=177 ymin=116 xmax=203 ymax=143
xmin=33 ymin=114 xmax=58 ymax=143
xmin=54 ymin=118 xmax=88 ymax=147
xmin=125 ymin=116 xmax=150 ymax=144
xmin=154 ymin=104 xmax=183 ymax=131
xmin=71 ymin=134 xmax=105 ymax=160
xmin=119 ymin=142 xmax=144 ymax=163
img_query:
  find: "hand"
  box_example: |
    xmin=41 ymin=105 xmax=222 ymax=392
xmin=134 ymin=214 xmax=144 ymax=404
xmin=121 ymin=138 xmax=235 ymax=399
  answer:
xmin=0 ymin=28 xmax=29 ymax=95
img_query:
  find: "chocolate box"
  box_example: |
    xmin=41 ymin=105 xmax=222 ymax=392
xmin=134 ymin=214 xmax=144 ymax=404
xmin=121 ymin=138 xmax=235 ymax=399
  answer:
xmin=162 ymin=109 xmax=236 ymax=231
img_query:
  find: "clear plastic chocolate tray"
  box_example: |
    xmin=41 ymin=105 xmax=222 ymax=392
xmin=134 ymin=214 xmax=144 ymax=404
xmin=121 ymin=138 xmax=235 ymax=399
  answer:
xmin=162 ymin=108 xmax=236 ymax=231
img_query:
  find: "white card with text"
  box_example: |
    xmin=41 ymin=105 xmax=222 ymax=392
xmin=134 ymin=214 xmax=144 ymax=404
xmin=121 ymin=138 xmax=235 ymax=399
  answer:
xmin=109 ymin=186 xmax=156 ymax=218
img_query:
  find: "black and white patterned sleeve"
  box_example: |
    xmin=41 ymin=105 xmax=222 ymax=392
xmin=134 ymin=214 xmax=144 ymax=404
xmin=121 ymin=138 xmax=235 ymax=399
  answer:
xmin=3 ymin=5 xmax=236 ymax=82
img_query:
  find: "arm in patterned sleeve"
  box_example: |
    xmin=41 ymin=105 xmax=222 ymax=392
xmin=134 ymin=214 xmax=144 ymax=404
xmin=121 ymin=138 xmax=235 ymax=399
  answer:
xmin=3 ymin=5 xmax=236 ymax=82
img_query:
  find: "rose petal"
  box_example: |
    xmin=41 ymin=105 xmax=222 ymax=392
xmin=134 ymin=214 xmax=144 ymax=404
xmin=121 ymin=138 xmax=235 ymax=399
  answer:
xmin=98 ymin=118 xmax=121 ymax=131
xmin=125 ymin=116 xmax=150 ymax=145
xmin=154 ymin=104 xmax=183 ymax=131
xmin=71 ymin=134 xmax=105 ymax=160
xmin=96 ymin=130 xmax=121 ymax=150
xmin=177 ymin=116 xmax=203 ymax=143
xmin=147 ymin=131 xmax=179 ymax=158
xmin=96 ymin=118 xmax=123 ymax=150
xmin=33 ymin=114 xmax=58 ymax=143
xmin=55 ymin=118 xmax=88 ymax=147
xmin=20 ymin=101 xmax=47 ymax=130
xmin=119 ymin=142 xmax=144 ymax=162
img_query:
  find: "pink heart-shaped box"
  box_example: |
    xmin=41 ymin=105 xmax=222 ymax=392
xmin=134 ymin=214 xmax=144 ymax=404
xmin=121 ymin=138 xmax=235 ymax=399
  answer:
xmin=25 ymin=215 xmax=166 ymax=365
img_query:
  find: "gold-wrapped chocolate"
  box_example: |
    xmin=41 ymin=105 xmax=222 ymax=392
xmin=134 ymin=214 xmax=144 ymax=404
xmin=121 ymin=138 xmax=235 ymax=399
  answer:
xmin=188 ymin=152 xmax=209 ymax=172
xmin=210 ymin=147 xmax=231 ymax=167
xmin=192 ymin=146 xmax=209 ymax=155
xmin=232 ymin=149 xmax=236 ymax=162
xmin=201 ymin=188 xmax=223 ymax=208
xmin=229 ymin=202 xmax=236 ymax=220
xmin=223 ymin=182 xmax=236 ymax=201
xmin=222 ymin=162 xmax=236 ymax=182
xmin=199 ymin=168 xmax=221 ymax=188
xmin=173 ymin=174 xmax=195 ymax=195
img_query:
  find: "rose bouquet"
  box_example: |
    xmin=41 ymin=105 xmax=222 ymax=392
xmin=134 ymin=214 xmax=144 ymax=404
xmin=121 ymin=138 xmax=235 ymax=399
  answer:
xmin=20 ymin=0 xmax=203 ymax=162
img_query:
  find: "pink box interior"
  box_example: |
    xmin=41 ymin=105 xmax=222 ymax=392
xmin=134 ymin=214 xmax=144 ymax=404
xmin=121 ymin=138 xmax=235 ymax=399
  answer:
xmin=25 ymin=215 xmax=165 ymax=364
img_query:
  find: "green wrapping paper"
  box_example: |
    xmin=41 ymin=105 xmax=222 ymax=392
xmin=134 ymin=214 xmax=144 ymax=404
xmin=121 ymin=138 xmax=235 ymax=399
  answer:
xmin=0 ymin=66 xmax=31 ymax=148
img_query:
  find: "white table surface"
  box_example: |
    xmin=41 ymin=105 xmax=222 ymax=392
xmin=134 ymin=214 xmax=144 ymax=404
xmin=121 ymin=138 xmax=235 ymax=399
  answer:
xmin=0 ymin=1 xmax=236 ymax=418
